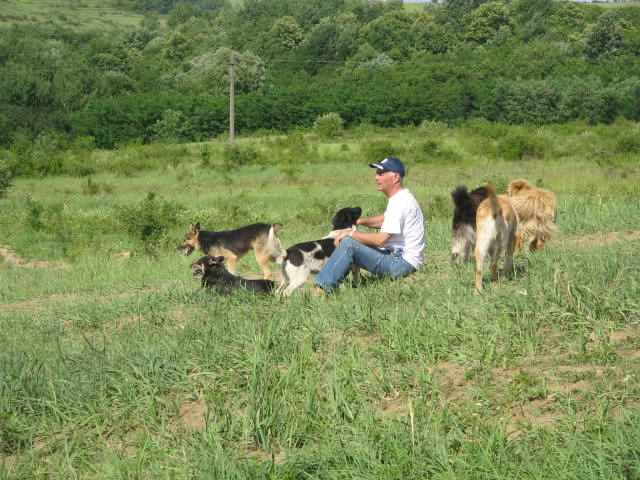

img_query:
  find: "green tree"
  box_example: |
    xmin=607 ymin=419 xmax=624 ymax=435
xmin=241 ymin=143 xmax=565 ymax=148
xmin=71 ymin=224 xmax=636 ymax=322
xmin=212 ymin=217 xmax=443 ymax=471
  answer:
xmin=258 ymin=16 xmax=304 ymax=59
xmin=412 ymin=13 xmax=453 ymax=54
xmin=584 ymin=11 xmax=625 ymax=60
xmin=177 ymin=48 xmax=265 ymax=95
xmin=463 ymin=1 xmax=511 ymax=44
xmin=360 ymin=10 xmax=415 ymax=58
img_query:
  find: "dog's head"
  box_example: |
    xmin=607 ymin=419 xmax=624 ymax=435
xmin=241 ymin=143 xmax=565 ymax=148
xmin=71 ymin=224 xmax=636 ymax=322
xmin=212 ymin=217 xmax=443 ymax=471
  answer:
xmin=331 ymin=207 xmax=362 ymax=230
xmin=179 ymin=223 xmax=201 ymax=256
xmin=450 ymin=186 xmax=485 ymax=264
xmin=507 ymin=179 xmax=533 ymax=197
xmin=191 ymin=255 xmax=225 ymax=278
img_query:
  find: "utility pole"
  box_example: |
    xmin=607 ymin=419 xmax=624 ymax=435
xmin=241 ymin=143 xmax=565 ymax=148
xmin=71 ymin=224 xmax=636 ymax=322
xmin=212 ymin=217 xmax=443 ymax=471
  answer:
xmin=228 ymin=56 xmax=235 ymax=145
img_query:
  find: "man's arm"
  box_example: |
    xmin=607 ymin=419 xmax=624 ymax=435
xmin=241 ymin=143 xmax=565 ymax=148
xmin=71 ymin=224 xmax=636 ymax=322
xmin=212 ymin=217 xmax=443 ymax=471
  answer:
xmin=334 ymin=229 xmax=390 ymax=248
xmin=357 ymin=215 xmax=384 ymax=229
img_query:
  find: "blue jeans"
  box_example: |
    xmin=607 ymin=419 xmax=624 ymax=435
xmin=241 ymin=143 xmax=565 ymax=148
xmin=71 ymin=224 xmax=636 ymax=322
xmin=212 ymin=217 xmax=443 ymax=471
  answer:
xmin=315 ymin=237 xmax=416 ymax=293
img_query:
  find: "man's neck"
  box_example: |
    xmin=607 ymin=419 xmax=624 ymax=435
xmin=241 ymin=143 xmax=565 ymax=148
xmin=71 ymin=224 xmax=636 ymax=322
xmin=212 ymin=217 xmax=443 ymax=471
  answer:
xmin=385 ymin=184 xmax=404 ymax=198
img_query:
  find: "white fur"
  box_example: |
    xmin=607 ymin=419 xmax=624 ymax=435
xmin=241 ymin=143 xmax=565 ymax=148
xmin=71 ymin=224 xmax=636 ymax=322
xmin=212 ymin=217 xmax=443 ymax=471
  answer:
xmin=278 ymin=226 xmax=359 ymax=297
xmin=451 ymin=224 xmax=476 ymax=262
xmin=266 ymin=225 xmax=285 ymax=260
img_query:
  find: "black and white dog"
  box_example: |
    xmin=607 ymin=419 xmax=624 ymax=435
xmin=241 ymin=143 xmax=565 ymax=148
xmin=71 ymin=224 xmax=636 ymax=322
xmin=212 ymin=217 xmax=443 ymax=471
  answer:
xmin=191 ymin=255 xmax=276 ymax=295
xmin=276 ymin=207 xmax=362 ymax=296
xmin=450 ymin=185 xmax=489 ymax=263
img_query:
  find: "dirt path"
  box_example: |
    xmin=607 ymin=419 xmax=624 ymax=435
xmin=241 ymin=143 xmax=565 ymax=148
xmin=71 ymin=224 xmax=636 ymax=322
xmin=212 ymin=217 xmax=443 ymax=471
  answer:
xmin=0 ymin=244 xmax=68 ymax=269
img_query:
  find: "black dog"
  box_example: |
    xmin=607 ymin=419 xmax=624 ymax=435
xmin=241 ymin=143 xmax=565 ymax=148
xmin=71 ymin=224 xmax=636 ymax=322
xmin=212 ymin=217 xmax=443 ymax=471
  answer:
xmin=276 ymin=207 xmax=362 ymax=296
xmin=450 ymin=185 xmax=489 ymax=263
xmin=191 ymin=255 xmax=276 ymax=295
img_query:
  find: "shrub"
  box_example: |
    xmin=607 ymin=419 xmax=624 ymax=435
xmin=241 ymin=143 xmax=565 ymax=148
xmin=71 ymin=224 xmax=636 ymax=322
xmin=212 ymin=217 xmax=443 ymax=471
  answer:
xmin=150 ymin=109 xmax=193 ymax=143
xmin=413 ymin=139 xmax=462 ymax=163
xmin=82 ymin=177 xmax=114 ymax=196
xmin=116 ymin=192 xmax=185 ymax=254
xmin=223 ymin=143 xmax=262 ymax=170
xmin=497 ymin=131 xmax=546 ymax=160
xmin=313 ymin=112 xmax=345 ymax=139
xmin=361 ymin=140 xmax=403 ymax=164
xmin=0 ymin=156 xmax=14 ymax=198
xmin=615 ymin=133 xmax=640 ymax=154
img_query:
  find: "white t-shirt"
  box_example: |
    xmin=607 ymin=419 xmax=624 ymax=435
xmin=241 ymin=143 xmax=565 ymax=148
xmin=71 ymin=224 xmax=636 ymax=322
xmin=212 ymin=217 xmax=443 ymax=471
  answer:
xmin=380 ymin=188 xmax=426 ymax=269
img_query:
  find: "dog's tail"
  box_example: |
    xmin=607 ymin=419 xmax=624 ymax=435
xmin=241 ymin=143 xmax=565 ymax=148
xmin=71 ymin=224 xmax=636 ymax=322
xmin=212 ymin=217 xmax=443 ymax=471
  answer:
xmin=485 ymin=183 xmax=501 ymax=219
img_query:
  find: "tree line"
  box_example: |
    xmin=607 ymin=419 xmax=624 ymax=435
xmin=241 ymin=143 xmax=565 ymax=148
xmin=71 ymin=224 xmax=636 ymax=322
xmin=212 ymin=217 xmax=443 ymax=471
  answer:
xmin=1 ymin=0 xmax=640 ymax=151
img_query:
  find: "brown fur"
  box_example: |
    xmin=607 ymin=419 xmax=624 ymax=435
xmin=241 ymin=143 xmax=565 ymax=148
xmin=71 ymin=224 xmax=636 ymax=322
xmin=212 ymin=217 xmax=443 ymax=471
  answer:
xmin=475 ymin=184 xmax=518 ymax=292
xmin=507 ymin=179 xmax=557 ymax=252
xmin=179 ymin=223 xmax=284 ymax=280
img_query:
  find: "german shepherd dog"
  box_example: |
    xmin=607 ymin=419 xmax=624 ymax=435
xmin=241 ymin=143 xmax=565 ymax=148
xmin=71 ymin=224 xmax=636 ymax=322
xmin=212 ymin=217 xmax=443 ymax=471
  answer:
xmin=179 ymin=222 xmax=284 ymax=280
xmin=276 ymin=207 xmax=362 ymax=296
xmin=191 ymin=255 xmax=276 ymax=295
xmin=507 ymin=179 xmax=558 ymax=252
xmin=450 ymin=185 xmax=489 ymax=263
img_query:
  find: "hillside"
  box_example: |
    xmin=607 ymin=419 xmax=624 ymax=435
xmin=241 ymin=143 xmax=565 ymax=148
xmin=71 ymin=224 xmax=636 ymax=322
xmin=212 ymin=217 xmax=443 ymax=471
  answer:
xmin=0 ymin=0 xmax=145 ymax=31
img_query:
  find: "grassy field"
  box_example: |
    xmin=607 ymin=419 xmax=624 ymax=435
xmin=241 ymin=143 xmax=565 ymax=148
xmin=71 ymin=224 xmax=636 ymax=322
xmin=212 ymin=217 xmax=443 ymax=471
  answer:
xmin=0 ymin=0 xmax=145 ymax=31
xmin=1 ymin=123 xmax=640 ymax=478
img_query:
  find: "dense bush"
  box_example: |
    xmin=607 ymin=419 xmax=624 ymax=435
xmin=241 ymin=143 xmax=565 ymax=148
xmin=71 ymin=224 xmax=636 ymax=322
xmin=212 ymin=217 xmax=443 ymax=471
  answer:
xmin=313 ymin=112 xmax=344 ymax=139
xmin=0 ymin=154 xmax=14 ymax=198
xmin=497 ymin=130 xmax=548 ymax=161
xmin=116 ymin=193 xmax=185 ymax=254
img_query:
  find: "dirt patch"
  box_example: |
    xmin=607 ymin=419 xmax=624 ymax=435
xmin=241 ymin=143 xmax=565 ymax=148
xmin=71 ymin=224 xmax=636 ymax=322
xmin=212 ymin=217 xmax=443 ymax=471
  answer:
xmin=379 ymin=390 xmax=410 ymax=417
xmin=0 ymin=244 xmax=68 ymax=269
xmin=245 ymin=445 xmax=286 ymax=465
xmin=176 ymin=398 xmax=208 ymax=432
xmin=561 ymin=230 xmax=640 ymax=249
xmin=428 ymin=361 xmax=470 ymax=404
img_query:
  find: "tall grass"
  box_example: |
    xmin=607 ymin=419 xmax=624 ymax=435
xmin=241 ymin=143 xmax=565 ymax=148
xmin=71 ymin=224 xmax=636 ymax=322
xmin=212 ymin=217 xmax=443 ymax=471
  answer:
xmin=1 ymin=122 xmax=639 ymax=478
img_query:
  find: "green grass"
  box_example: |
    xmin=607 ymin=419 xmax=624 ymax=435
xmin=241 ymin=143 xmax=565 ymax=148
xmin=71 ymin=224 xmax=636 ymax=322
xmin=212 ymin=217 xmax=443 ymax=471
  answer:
xmin=1 ymin=123 xmax=640 ymax=478
xmin=0 ymin=0 xmax=145 ymax=31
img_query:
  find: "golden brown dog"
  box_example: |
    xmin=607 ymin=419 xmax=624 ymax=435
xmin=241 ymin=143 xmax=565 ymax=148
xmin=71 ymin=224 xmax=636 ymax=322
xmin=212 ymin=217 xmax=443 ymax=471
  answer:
xmin=474 ymin=184 xmax=518 ymax=292
xmin=507 ymin=179 xmax=557 ymax=252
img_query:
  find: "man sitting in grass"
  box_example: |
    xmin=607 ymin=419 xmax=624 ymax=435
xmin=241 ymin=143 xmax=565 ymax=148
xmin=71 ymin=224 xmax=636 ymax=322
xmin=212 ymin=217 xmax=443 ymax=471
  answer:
xmin=314 ymin=156 xmax=425 ymax=294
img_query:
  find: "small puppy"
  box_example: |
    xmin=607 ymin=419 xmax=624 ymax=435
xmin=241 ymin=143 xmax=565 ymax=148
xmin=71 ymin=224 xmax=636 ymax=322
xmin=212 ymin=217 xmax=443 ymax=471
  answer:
xmin=474 ymin=184 xmax=518 ymax=292
xmin=277 ymin=207 xmax=362 ymax=296
xmin=179 ymin=222 xmax=284 ymax=280
xmin=450 ymin=185 xmax=489 ymax=263
xmin=507 ymin=179 xmax=557 ymax=252
xmin=191 ymin=255 xmax=276 ymax=295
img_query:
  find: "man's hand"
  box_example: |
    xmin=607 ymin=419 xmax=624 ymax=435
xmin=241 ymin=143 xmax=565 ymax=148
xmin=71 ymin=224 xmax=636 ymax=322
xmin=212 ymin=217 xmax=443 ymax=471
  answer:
xmin=333 ymin=229 xmax=353 ymax=247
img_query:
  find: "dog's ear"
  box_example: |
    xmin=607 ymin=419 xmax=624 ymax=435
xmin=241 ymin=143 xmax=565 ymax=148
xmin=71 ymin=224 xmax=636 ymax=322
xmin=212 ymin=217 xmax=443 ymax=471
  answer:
xmin=190 ymin=222 xmax=201 ymax=233
xmin=272 ymin=223 xmax=283 ymax=234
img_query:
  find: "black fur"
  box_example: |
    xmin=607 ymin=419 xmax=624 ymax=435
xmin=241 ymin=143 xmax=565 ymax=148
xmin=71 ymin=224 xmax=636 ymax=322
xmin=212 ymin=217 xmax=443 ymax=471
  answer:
xmin=281 ymin=207 xmax=361 ymax=266
xmin=451 ymin=186 xmax=489 ymax=230
xmin=181 ymin=223 xmax=273 ymax=256
xmin=191 ymin=255 xmax=276 ymax=295
xmin=285 ymin=238 xmax=335 ymax=266
xmin=278 ymin=207 xmax=362 ymax=296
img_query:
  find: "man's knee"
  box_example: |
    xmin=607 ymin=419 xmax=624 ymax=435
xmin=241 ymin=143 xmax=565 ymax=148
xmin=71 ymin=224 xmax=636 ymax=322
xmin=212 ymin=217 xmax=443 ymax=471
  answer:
xmin=340 ymin=236 xmax=362 ymax=249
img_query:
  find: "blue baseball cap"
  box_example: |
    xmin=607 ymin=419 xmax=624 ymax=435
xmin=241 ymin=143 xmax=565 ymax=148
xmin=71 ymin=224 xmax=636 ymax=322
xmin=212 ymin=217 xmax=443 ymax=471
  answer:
xmin=369 ymin=156 xmax=406 ymax=178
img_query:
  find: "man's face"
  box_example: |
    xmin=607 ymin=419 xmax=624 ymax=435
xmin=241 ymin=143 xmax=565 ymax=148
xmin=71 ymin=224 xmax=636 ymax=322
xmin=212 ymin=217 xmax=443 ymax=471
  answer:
xmin=375 ymin=169 xmax=399 ymax=193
